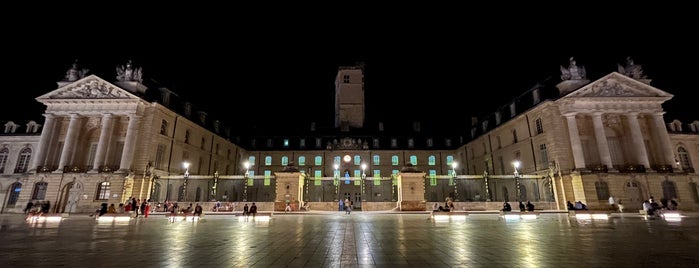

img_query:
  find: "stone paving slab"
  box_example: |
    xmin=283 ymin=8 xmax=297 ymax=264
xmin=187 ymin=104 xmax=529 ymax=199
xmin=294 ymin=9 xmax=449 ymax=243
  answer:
xmin=0 ymin=212 xmax=698 ymax=267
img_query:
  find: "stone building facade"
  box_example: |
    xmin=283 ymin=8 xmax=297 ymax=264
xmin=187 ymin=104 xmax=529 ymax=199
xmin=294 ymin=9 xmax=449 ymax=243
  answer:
xmin=0 ymin=58 xmax=697 ymax=213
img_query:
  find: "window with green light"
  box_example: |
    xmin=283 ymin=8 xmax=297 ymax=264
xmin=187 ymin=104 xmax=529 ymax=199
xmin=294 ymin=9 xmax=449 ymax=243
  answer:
xmin=314 ymin=170 xmax=322 ymax=186
xmin=373 ymin=155 xmax=380 ymax=165
xmin=315 ymin=156 xmax=322 ymax=165
xmin=429 ymin=170 xmax=437 ymax=185
xmin=428 ymin=155 xmax=436 ymax=166
xmin=264 ymin=170 xmax=271 ymax=185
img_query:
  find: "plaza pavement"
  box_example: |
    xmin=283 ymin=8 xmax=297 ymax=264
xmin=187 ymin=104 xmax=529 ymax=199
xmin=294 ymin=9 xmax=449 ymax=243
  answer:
xmin=1 ymin=210 xmax=698 ymax=267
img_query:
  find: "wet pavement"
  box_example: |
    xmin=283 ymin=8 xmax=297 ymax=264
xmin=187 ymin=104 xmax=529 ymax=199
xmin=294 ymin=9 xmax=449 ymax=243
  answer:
xmin=0 ymin=211 xmax=698 ymax=267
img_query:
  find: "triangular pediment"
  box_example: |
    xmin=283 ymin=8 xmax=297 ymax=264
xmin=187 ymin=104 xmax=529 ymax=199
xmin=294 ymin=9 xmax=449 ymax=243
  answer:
xmin=36 ymin=75 xmax=140 ymax=100
xmin=565 ymin=72 xmax=673 ymax=99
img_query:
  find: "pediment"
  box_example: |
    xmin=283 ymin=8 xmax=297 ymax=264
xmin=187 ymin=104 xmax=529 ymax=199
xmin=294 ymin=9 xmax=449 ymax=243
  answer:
xmin=36 ymin=75 xmax=139 ymax=100
xmin=565 ymin=72 xmax=672 ymax=99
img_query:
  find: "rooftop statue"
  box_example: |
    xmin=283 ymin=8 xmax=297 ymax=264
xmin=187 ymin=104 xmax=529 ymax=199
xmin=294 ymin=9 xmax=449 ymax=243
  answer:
xmin=64 ymin=60 xmax=89 ymax=82
xmin=560 ymin=57 xmax=587 ymax=80
xmin=116 ymin=60 xmax=143 ymax=83
xmin=617 ymin=56 xmax=646 ymax=79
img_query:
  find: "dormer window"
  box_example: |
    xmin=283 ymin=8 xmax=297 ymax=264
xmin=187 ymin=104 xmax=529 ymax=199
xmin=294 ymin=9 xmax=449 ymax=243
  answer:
xmin=343 ymin=75 xmax=350 ymax=83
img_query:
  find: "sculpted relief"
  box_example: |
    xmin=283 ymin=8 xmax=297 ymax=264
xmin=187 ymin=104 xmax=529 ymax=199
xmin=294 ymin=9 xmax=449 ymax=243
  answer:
xmin=50 ymin=78 xmax=131 ymax=99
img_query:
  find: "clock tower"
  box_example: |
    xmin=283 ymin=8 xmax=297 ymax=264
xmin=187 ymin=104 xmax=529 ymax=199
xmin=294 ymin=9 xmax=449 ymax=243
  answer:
xmin=334 ymin=63 xmax=365 ymax=130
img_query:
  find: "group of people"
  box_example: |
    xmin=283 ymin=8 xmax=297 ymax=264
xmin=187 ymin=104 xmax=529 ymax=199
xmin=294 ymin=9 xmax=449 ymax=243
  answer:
xmin=339 ymin=199 xmax=354 ymax=214
xmin=23 ymin=201 xmax=51 ymax=215
xmin=643 ymin=196 xmax=679 ymax=216
xmin=566 ymin=201 xmax=588 ymax=211
xmin=500 ymin=201 xmax=535 ymax=212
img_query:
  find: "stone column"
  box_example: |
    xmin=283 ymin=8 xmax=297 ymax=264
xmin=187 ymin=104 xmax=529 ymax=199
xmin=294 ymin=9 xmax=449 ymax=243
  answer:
xmin=626 ymin=113 xmax=651 ymax=169
xmin=591 ymin=112 xmax=614 ymax=171
xmin=652 ymin=113 xmax=676 ymax=166
xmin=57 ymin=114 xmax=82 ymax=172
xmin=31 ymin=114 xmax=56 ymax=171
xmin=119 ymin=115 xmax=141 ymax=172
xmin=273 ymin=171 xmax=302 ymax=211
xmin=565 ymin=114 xmax=587 ymax=170
xmin=91 ymin=113 xmax=115 ymax=172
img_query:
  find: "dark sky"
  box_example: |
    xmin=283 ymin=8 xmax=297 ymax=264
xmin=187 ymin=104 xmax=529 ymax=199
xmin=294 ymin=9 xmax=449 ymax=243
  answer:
xmin=3 ymin=12 xmax=698 ymax=132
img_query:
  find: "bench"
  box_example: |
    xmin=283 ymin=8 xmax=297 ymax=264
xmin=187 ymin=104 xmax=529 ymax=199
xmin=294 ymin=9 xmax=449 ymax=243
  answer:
xmin=96 ymin=213 xmax=132 ymax=222
xmin=26 ymin=213 xmax=65 ymax=223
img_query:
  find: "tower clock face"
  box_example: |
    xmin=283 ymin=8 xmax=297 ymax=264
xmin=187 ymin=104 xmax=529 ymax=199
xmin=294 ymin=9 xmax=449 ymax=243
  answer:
xmin=343 ymin=155 xmax=351 ymax=163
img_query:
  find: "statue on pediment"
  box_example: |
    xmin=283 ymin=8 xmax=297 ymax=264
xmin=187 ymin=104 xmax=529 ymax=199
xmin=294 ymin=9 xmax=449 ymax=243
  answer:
xmin=64 ymin=60 xmax=89 ymax=82
xmin=617 ymin=56 xmax=646 ymax=79
xmin=560 ymin=57 xmax=586 ymax=80
xmin=116 ymin=60 xmax=143 ymax=83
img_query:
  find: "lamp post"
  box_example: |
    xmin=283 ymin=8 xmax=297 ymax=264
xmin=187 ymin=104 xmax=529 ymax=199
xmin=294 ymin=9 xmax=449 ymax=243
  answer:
xmin=243 ymin=161 xmax=250 ymax=202
xmin=182 ymin=162 xmax=190 ymax=202
xmin=451 ymin=162 xmax=458 ymax=201
xmin=333 ymin=163 xmax=339 ymax=201
xmin=513 ymin=160 xmax=521 ymax=201
xmin=361 ymin=163 xmax=367 ymax=201
xmin=212 ymin=171 xmax=219 ymax=200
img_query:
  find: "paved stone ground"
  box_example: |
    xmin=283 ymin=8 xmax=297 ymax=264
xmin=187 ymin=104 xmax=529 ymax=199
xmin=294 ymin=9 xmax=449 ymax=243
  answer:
xmin=0 ymin=211 xmax=698 ymax=267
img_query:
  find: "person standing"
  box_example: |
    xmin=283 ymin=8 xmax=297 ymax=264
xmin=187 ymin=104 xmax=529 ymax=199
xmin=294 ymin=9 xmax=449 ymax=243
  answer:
xmin=243 ymin=203 xmax=249 ymax=221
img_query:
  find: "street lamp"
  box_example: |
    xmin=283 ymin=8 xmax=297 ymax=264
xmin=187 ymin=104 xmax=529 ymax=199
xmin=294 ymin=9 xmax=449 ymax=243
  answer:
xmin=243 ymin=161 xmax=250 ymax=202
xmin=333 ymin=163 xmax=339 ymax=200
xmin=182 ymin=162 xmax=190 ymax=202
xmin=513 ymin=160 xmax=521 ymax=201
xmin=212 ymin=171 xmax=219 ymax=199
xmin=361 ymin=163 xmax=367 ymax=201
xmin=451 ymin=162 xmax=458 ymax=201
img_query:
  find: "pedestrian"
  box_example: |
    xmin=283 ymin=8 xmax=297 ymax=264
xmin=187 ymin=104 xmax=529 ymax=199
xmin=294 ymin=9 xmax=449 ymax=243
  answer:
xmin=339 ymin=199 xmax=344 ymax=212
xmin=250 ymin=203 xmax=258 ymax=219
xmin=24 ymin=201 xmax=34 ymax=214
xmin=608 ymin=196 xmax=616 ymax=211
xmin=285 ymin=201 xmax=292 ymax=213
xmin=108 ymin=203 xmax=117 ymax=214
xmin=243 ymin=203 xmax=249 ymax=220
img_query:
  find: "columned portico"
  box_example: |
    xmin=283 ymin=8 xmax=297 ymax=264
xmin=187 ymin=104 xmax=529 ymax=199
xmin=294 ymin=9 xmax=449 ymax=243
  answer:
xmin=91 ymin=113 xmax=115 ymax=172
xmin=56 ymin=113 xmax=82 ymax=172
xmin=652 ymin=113 xmax=676 ymax=167
xmin=626 ymin=112 xmax=651 ymax=169
xmin=31 ymin=113 xmax=56 ymax=171
xmin=591 ymin=112 xmax=614 ymax=171
xmin=119 ymin=114 xmax=141 ymax=172
xmin=565 ymin=114 xmax=587 ymax=170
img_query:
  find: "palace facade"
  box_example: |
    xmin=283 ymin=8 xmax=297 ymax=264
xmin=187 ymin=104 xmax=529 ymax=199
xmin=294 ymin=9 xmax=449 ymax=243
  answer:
xmin=1 ymin=58 xmax=698 ymax=213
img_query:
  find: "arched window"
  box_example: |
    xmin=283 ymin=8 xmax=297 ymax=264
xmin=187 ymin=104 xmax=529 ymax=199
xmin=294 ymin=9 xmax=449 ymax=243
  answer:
xmin=354 ymin=155 xmax=361 ymax=165
xmin=248 ymin=156 xmax=256 ymax=166
xmin=409 ymin=155 xmax=417 ymax=165
xmin=160 ymin=120 xmax=168 ymax=135
xmin=265 ymin=156 xmax=272 ymax=166
xmin=662 ymin=180 xmax=678 ymax=200
xmin=8 ymin=182 xmax=21 ymax=205
xmin=195 ymin=187 xmax=202 ymax=202
xmin=178 ymin=185 xmax=186 ymax=201
xmin=298 ymin=156 xmax=306 ymax=166
xmin=428 ymin=155 xmax=436 ymax=166
xmin=152 ymin=182 xmax=162 ymax=202
xmin=315 ymin=156 xmax=323 ymax=166
xmin=32 ymin=181 xmax=48 ymax=200
xmin=519 ymin=184 xmax=527 ymax=201
xmin=15 ymin=148 xmax=32 ymax=173
xmin=391 ymin=155 xmax=399 ymax=166
xmin=281 ymin=156 xmax=289 ymax=166
xmin=595 ymin=181 xmax=610 ymax=200
xmin=373 ymin=155 xmax=380 ymax=165
xmin=0 ymin=148 xmax=8 ymax=173
xmin=446 ymin=156 xmax=454 ymax=166
xmin=97 ymin=181 xmax=111 ymax=200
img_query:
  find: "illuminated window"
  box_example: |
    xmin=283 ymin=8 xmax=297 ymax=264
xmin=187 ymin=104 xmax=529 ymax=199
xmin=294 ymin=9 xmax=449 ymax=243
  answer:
xmin=97 ymin=181 xmax=111 ymax=200
xmin=265 ymin=156 xmax=272 ymax=166
xmin=298 ymin=156 xmax=306 ymax=166
xmin=373 ymin=155 xmax=380 ymax=165
xmin=428 ymin=155 xmax=436 ymax=166
xmin=410 ymin=155 xmax=417 ymax=165
xmin=283 ymin=139 xmax=289 ymax=147
xmin=429 ymin=170 xmax=437 ymax=186
xmin=446 ymin=156 xmax=454 ymax=166
xmin=281 ymin=156 xmax=289 ymax=166
xmin=315 ymin=156 xmax=323 ymax=166
xmin=354 ymin=155 xmax=361 ymax=165
xmin=392 ymin=155 xmax=399 ymax=166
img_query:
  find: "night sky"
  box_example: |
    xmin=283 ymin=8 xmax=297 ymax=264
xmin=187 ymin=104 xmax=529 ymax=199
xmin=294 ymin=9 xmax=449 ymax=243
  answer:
xmin=3 ymin=13 xmax=698 ymax=133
